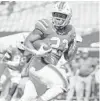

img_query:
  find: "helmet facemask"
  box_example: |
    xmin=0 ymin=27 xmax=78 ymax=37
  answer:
xmin=52 ymin=2 xmax=72 ymax=29
xmin=52 ymin=12 xmax=70 ymax=29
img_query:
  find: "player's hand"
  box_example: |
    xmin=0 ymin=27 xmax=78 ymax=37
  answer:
xmin=22 ymin=45 xmax=37 ymax=55
xmin=23 ymin=43 xmax=51 ymax=56
xmin=35 ymin=43 xmax=52 ymax=56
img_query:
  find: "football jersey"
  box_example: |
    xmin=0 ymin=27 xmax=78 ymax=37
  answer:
xmin=7 ymin=48 xmax=23 ymax=72
xmin=34 ymin=19 xmax=76 ymax=65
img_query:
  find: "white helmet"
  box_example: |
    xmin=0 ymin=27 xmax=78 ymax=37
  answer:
xmin=52 ymin=2 xmax=72 ymax=28
xmin=16 ymin=41 xmax=25 ymax=51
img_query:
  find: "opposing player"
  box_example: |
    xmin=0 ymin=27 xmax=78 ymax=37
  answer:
xmin=20 ymin=2 xmax=81 ymax=101
xmin=0 ymin=43 xmax=27 ymax=101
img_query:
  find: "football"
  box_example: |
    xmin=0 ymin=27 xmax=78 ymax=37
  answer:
xmin=33 ymin=40 xmax=51 ymax=50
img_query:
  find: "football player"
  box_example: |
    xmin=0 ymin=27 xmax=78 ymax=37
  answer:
xmin=0 ymin=43 xmax=27 ymax=101
xmin=20 ymin=2 xmax=80 ymax=101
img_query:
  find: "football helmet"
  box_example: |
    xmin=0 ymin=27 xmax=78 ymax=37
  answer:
xmin=52 ymin=2 xmax=72 ymax=28
xmin=16 ymin=41 xmax=25 ymax=51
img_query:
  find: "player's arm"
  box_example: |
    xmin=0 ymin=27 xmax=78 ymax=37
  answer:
xmin=64 ymin=36 xmax=82 ymax=62
xmin=66 ymin=39 xmax=78 ymax=61
xmin=65 ymin=25 xmax=82 ymax=62
xmin=90 ymin=58 xmax=98 ymax=76
xmin=56 ymin=40 xmax=78 ymax=68
xmin=24 ymin=30 xmax=51 ymax=56
xmin=24 ymin=30 xmax=42 ymax=49
xmin=24 ymin=29 xmax=42 ymax=55
xmin=24 ymin=19 xmax=49 ymax=56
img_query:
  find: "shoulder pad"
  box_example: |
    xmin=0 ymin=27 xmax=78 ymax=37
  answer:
xmin=35 ymin=19 xmax=51 ymax=34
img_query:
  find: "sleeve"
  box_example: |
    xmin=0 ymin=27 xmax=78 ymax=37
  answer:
xmin=35 ymin=19 xmax=50 ymax=38
xmin=31 ymin=29 xmax=44 ymax=39
xmin=25 ymin=19 xmax=49 ymax=44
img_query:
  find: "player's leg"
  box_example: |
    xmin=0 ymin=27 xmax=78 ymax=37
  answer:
xmin=75 ymin=76 xmax=84 ymax=101
xmin=36 ymin=85 xmax=64 ymax=101
xmin=16 ymin=77 xmax=29 ymax=99
xmin=5 ymin=73 xmax=21 ymax=101
xmin=66 ymin=76 xmax=76 ymax=101
xmin=28 ymin=57 xmax=66 ymax=101
xmin=0 ymin=74 xmax=7 ymax=94
xmin=0 ymin=68 xmax=10 ymax=96
xmin=5 ymin=82 xmax=18 ymax=101
xmin=19 ymin=79 xmax=37 ymax=101
xmin=84 ymin=76 xmax=92 ymax=101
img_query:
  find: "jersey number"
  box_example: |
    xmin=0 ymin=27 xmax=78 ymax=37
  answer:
xmin=50 ymin=37 xmax=68 ymax=49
